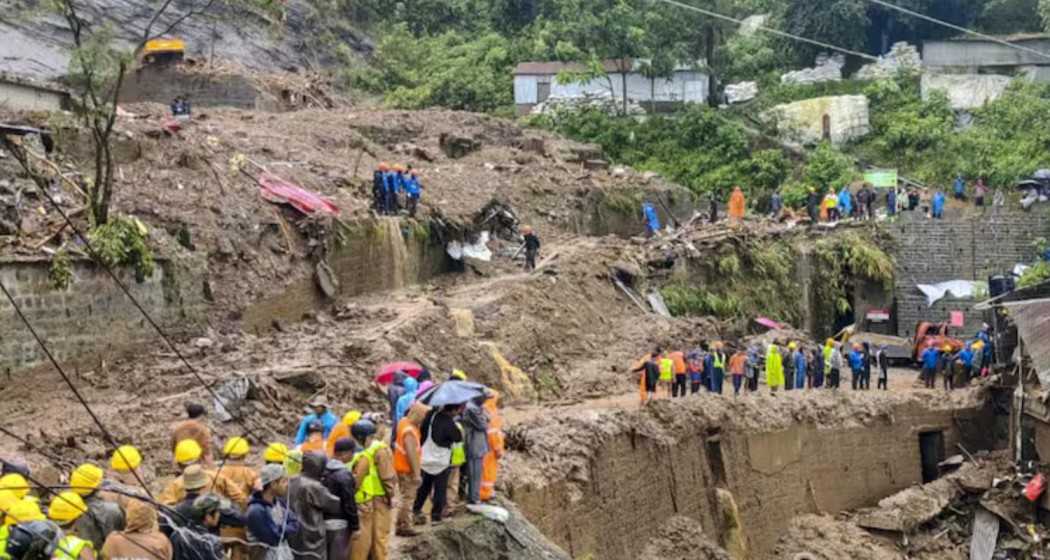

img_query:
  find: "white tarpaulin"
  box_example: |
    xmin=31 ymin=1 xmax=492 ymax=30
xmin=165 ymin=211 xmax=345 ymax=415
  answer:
xmin=447 ymin=231 xmax=492 ymax=262
xmin=917 ymin=280 xmax=985 ymax=306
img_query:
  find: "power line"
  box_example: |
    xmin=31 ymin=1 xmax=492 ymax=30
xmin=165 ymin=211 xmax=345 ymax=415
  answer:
xmin=863 ymin=0 xmax=1050 ymax=62
xmin=651 ymin=0 xmax=881 ymax=62
xmin=0 ymin=136 xmax=273 ymax=445
xmin=0 ymin=279 xmax=156 ymax=501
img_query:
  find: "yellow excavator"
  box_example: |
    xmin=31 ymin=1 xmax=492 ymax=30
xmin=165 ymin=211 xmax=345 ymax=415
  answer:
xmin=140 ymin=38 xmax=185 ymax=66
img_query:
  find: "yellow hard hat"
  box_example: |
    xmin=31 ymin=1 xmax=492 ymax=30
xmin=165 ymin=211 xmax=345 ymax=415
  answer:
xmin=0 ymin=491 xmax=18 ymax=516
xmin=0 ymin=474 xmax=28 ymax=499
xmin=942 ymin=343 xmax=953 ymax=352
xmin=6 ymin=499 xmax=44 ymax=525
xmin=175 ymin=439 xmax=203 ymax=464
xmin=825 ymin=338 xmax=835 ymax=346
xmin=110 ymin=445 xmax=142 ymax=472
xmin=70 ymin=464 xmax=103 ymax=496
xmin=451 ymin=369 xmax=467 ymax=381
xmin=263 ymin=442 xmax=289 ymax=464
xmin=223 ymin=437 xmax=250 ymax=458
xmin=788 ymin=342 xmax=798 ymax=350
xmin=284 ymin=450 xmax=303 ymax=476
xmin=47 ymin=491 xmax=87 ymax=523
xmin=342 ymin=410 xmax=362 ymax=426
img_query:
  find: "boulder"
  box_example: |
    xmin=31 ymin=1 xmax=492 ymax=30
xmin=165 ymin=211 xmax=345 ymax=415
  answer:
xmin=439 ymin=133 xmax=481 ymax=159
xmin=725 ymin=81 xmax=758 ymax=104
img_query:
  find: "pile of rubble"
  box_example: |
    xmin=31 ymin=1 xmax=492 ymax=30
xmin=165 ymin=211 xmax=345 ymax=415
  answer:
xmin=724 ymin=81 xmax=758 ymax=104
xmin=530 ymin=92 xmax=646 ymax=117
xmin=780 ymin=53 xmax=845 ymax=85
xmin=855 ymin=42 xmax=922 ymax=81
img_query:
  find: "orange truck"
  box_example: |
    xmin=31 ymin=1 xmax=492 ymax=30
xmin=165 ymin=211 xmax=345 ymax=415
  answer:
xmin=911 ymin=321 xmax=964 ymax=362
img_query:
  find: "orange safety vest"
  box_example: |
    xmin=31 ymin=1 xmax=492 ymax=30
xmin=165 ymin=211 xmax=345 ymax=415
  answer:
xmin=393 ymin=418 xmax=420 ymax=475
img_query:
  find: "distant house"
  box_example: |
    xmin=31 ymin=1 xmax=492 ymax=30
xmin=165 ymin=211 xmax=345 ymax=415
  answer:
xmin=0 ymin=73 xmax=71 ymax=112
xmin=923 ymin=33 xmax=1050 ymax=82
xmin=512 ymin=58 xmax=709 ymax=115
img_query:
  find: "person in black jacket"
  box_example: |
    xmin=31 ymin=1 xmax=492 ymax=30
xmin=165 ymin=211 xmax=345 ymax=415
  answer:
xmin=522 ymin=226 xmax=540 ymax=271
xmin=412 ymin=405 xmax=464 ymax=525
xmin=323 ymin=440 xmax=360 ymax=560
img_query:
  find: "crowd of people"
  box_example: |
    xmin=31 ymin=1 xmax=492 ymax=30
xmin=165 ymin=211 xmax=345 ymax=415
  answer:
xmin=371 ymin=163 xmax=423 ymax=218
xmin=0 ymin=370 xmax=502 ymax=560
xmin=633 ymin=325 xmax=996 ymax=403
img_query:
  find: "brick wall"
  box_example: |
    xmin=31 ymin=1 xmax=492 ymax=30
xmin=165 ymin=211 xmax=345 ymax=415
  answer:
xmin=510 ymin=396 xmax=998 ymax=560
xmin=0 ymin=257 xmax=206 ymax=373
xmin=120 ymin=66 xmax=261 ymax=110
xmin=888 ymin=205 xmax=1050 ymax=338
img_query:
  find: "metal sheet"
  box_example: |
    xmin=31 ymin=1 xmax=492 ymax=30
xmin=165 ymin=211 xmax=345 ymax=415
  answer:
xmin=970 ymin=507 xmax=999 ymax=560
xmin=1008 ymin=300 xmax=1050 ymax=387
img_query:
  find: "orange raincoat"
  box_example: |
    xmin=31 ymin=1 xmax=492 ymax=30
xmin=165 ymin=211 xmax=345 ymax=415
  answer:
xmin=728 ymin=187 xmax=746 ymax=220
xmin=480 ymin=392 xmax=504 ymax=502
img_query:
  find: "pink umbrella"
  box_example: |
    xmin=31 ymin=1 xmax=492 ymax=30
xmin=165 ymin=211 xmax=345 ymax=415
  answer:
xmin=374 ymin=361 xmax=424 ymax=385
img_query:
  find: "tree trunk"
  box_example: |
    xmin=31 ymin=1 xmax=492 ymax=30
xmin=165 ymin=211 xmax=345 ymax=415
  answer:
xmin=650 ymin=76 xmax=655 ymax=113
xmin=705 ymin=26 xmax=718 ymax=107
xmin=621 ymin=71 xmax=628 ymax=115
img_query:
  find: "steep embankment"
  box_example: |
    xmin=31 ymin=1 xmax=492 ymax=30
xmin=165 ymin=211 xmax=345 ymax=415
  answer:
xmin=501 ymin=387 xmax=1005 ymax=559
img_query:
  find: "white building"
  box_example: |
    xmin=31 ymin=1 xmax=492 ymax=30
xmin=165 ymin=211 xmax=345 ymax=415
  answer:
xmin=0 ymin=73 xmax=70 ymax=112
xmin=512 ymin=59 xmax=709 ymax=115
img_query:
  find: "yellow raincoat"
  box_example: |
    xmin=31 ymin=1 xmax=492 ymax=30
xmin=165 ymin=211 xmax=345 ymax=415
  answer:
xmin=765 ymin=344 xmax=784 ymax=389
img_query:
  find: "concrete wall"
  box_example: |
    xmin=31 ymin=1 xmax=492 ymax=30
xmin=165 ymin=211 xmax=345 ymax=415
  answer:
xmin=0 ymin=257 xmax=206 ymax=374
xmin=120 ymin=65 xmax=261 ymax=110
xmin=509 ymin=396 xmax=999 ymax=560
xmin=0 ymin=80 xmax=68 ymax=112
xmin=767 ymin=95 xmax=871 ymax=147
xmin=887 ymin=206 xmax=1050 ymax=338
xmin=514 ymin=71 xmax=708 ymax=105
xmin=241 ymin=218 xmax=450 ymax=331
xmin=924 ymin=38 xmax=1050 ymax=68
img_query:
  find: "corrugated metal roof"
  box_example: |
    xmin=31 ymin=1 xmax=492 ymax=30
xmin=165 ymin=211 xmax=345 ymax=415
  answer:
xmin=1006 ymin=298 xmax=1050 ymax=387
xmin=513 ymin=59 xmax=634 ymax=75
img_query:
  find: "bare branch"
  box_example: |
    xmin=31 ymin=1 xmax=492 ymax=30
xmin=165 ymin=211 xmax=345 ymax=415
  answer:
xmin=136 ymin=0 xmax=219 ymax=53
xmin=139 ymin=0 xmax=177 ymax=48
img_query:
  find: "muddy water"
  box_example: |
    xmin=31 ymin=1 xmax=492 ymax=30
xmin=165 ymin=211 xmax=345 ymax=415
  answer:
xmin=507 ymin=392 xmax=1003 ymax=559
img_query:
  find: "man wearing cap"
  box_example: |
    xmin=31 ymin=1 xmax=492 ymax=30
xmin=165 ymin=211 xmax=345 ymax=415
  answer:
xmin=294 ymin=397 xmax=338 ymax=446
xmin=246 ymin=465 xmax=300 ymax=560
xmin=170 ymin=402 xmax=215 ymax=468
xmin=159 ymin=440 xmax=247 ymax=509
xmin=323 ymin=440 xmax=361 ymax=560
xmin=70 ymin=464 xmax=125 ymax=550
xmin=163 ymin=495 xmax=224 ymax=560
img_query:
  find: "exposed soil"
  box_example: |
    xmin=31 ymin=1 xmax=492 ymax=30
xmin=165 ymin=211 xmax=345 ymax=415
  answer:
xmin=639 ymin=516 xmax=731 ymax=560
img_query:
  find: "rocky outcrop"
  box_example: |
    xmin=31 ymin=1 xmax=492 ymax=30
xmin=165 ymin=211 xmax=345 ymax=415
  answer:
xmin=402 ymin=501 xmax=570 ymax=560
xmin=780 ymin=53 xmax=845 ymax=85
xmin=0 ymin=0 xmax=371 ymax=80
xmin=855 ymin=42 xmax=922 ymax=81
xmin=921 ymin=73 xmax=1013 ymax=110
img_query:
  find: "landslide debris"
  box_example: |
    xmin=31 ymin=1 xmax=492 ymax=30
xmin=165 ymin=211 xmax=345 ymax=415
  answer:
xmin=638 ymin=516 xmax=731 ymax=560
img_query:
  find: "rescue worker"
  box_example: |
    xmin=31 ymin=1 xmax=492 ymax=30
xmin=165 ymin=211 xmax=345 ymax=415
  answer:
xmin=887 ymin=187 xmax=898 ymax=217
xmin=709 ymin=342 xmax=727 ymax=395
xmin=630 ymin=350 xmax=661 ymax=405
xmin=668 ymin=350 xmax=687 ymax=399
xmin=446 ymin=419 xmax=467 ymax=518
xmin=849 ymin=343 xmax=865 ymax=390
xmin=838 ymin=186 xmax=852 ymax=219
xmin=791 ymin=343 xmax=807 ymax=390
xmin=686 ymin=350 xmax=703 ymax=395
xmin=658 ymin=351 xmax=674 ymax=398
xmin=861 ymin=342 xmax=873 ymax=390
xmin=875 ymin=344 xmax=890 ymax=390
xmin=931 ymin=189 xmax=946 ymax=219
xmin=412 ymin=405 xmax=462 ymax=524
xmin=479 ymin=392 xmax=504 ymax=503
xmin=522 ymin=226 xmax=541 ymax=272
xmin=372 ymin=164 xmax=388 ymax=214
xmin=462 ymin=396 xmax=489 ymax=505
xmin=387 ymin=373 xmax=409 ymax=444
xmin=48 ymin=491 xmax=94 ymax=560
xmin=976 ymin=323 xmax=993 ymax=370
xmin=728 ymin=186 xmax=745 ymax=221
xmin=69 ymin=464 xmax=124 ymax=550
xmin=823 ymin=189 xmax=839 ymax=221
xmin=349 ymin=420 xmax=396 ymax=560
xmin=728 ymin=349 xmax=747 ymax=397
xmin=324 ymin=442 xmax=360 ymax=560
xmin=765 ymin=343 xmax=784 ymax=393
xmin=393 ymin=377 xmax=420 ymax=432
xmin=0 ymin=474 xmax=28 ymax=502
xmin=163 ymin=495 xmax=224 ymax=560
xmin=263 ymin=443 xmax=288 ymax=467
xmin=170 ymin=402 xmax=214 ymax=468
xmin=325 ymin=411 xmax=362 ymax=458
xmin=104 ymin=446 xmax=143 ymax=508
xmin=769 ymin=190 xmax=783 ymax=220
xmin=828 ymin=341 xmax=843 ymax=390
xmin=806 ymin=187 xmax=820 ymax=222
xmin=159 ymin=440 xmax=247 ymax=510
xmin=385 ymin=165 xmax=402 ymax=214
xmin=245 ymin=464 xmax=300 ymax=560
xmin=920 ymin=342 xmax=939 ymax=389
xmin=288 ymin=453 xmax=339 ymax=560
xmin=298 ymin=422 xmax=326 ymax=455
xmin=809 ymin=347 xmax=824 ymax=388
xmin=939 ymin=343 xmax=955 ymax=391
xmin=101 ymin=500 xmax=172 ymax=560
xmin=393 ymin=403 xmax=426 ymax=537
xmin=745 ymin=346 xmax=760 ymax=392
xmin=709 ymin=194 xmax=719 ymax=223
xmin=641 ymin=202 xmax=660 ymax=237
xmin=953 ymin=174 xmax=966 ymax=201
xmin=294 ymin=396 xmax=338 ymax=446
xmin=404 ymin=172 xmax=422 ymax=218
xmin=217 ymin=437 xmax=258 ymax=560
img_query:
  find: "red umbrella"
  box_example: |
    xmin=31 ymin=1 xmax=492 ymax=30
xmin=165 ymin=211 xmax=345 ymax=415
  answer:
xmin=374 ymin=361 xmax=424 ymax=385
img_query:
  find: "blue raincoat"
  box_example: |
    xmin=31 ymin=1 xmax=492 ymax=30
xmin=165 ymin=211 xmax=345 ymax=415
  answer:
xmin=932 ymin=191 xmax=946 ymax=217
xmin=642 ymin=203 xmax=661 ymax=234
xmin=394 ymin=377 xmax=419 ymax=428
xmin=838 ymin=187 xmax=852 ymax=216
xmin=294 ymin=410 xmax=339 ymax=445
xmin=793 ymin=351 xmax=807 ymax=389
